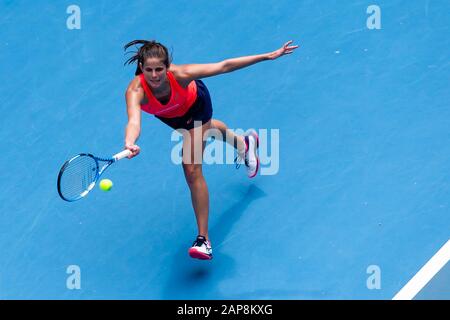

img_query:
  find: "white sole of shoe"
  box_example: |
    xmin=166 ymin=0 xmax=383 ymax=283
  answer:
xmin=247 ymin=129 xmax=259 ymax=178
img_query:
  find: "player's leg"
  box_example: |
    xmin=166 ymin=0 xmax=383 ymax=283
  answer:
xmin=210 ymin=118 xmax=260 ymax=178
xmin=210 ymin=119 xmax=246 ymax=154
xmin=182 ymin=120 xmax=213 ymax=260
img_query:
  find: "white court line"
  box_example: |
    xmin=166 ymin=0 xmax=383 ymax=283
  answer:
xmin=393 ymin=239 xmax=450 ymax=300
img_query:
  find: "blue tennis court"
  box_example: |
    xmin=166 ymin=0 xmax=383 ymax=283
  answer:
xmin=0 ymin=0 xmax=449 ymax=299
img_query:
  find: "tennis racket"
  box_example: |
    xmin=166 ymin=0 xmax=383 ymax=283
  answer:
xmin=57 ymin=149 xmax=131 ymax=202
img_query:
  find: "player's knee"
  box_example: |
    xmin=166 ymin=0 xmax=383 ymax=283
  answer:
xmin=211 ymin=119 xmax=227 ymax=131
xmin=182 ymin=163 xmax=203 ymax=185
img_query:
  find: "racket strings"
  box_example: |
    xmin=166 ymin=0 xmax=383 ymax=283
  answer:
xmin=59 ymin=155 xmax=99 ymax=200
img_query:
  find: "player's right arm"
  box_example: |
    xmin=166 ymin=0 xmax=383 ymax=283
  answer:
xmin=124 ymin=77 xmax=143 ymax=158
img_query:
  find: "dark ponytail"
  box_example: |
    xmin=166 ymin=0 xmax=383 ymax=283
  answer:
xmin=124 ymin=40 xmax=172 ymax=75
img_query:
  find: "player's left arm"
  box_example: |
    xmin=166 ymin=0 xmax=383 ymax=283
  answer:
xmin=174 ymin=40 xmax=299 ymax=82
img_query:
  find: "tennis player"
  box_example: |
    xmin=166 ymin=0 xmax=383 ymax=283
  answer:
xmin=123 ymin=39 xmax=299 ymax=260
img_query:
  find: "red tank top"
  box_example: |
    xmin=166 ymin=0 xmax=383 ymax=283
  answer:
xmin=139 ymin=71 xmax=197 ymax=118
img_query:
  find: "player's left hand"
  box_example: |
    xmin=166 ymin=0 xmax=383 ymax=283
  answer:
xmin=267 ymin=40 xmax=299 ymax=60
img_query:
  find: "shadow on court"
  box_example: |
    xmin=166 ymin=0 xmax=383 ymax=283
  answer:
xmin=161 ymin=184 xmax=266 ymax=299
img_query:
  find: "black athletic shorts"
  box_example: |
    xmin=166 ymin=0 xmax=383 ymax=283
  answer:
xmin=155 ymin=80 xmax=213 ymax=130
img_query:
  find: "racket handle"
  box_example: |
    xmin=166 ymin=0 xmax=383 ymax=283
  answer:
xmin=113 ymin=149 xmax=132 ymax=161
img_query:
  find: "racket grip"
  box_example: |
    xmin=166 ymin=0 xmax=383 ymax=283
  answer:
xmin=113 ymin=149 xmax=132 ymax=161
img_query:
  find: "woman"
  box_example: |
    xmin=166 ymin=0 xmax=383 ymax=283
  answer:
xmin=123 ymin=39 xmax=299 ymax=260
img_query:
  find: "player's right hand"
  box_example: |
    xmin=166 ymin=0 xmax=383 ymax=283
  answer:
xmin=125 ymin=144 xmax=140 ymax=158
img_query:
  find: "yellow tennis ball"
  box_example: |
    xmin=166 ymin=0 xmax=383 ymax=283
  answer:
xmin=99 ymin=179 xmax=113 ymax=191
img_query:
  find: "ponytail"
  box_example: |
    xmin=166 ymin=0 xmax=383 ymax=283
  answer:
xmin=124 ymin=40 xmax=171 ymax=75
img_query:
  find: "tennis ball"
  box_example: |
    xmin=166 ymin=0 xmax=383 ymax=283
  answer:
xmin=99 ymin=179 xmax=113 ymax=191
